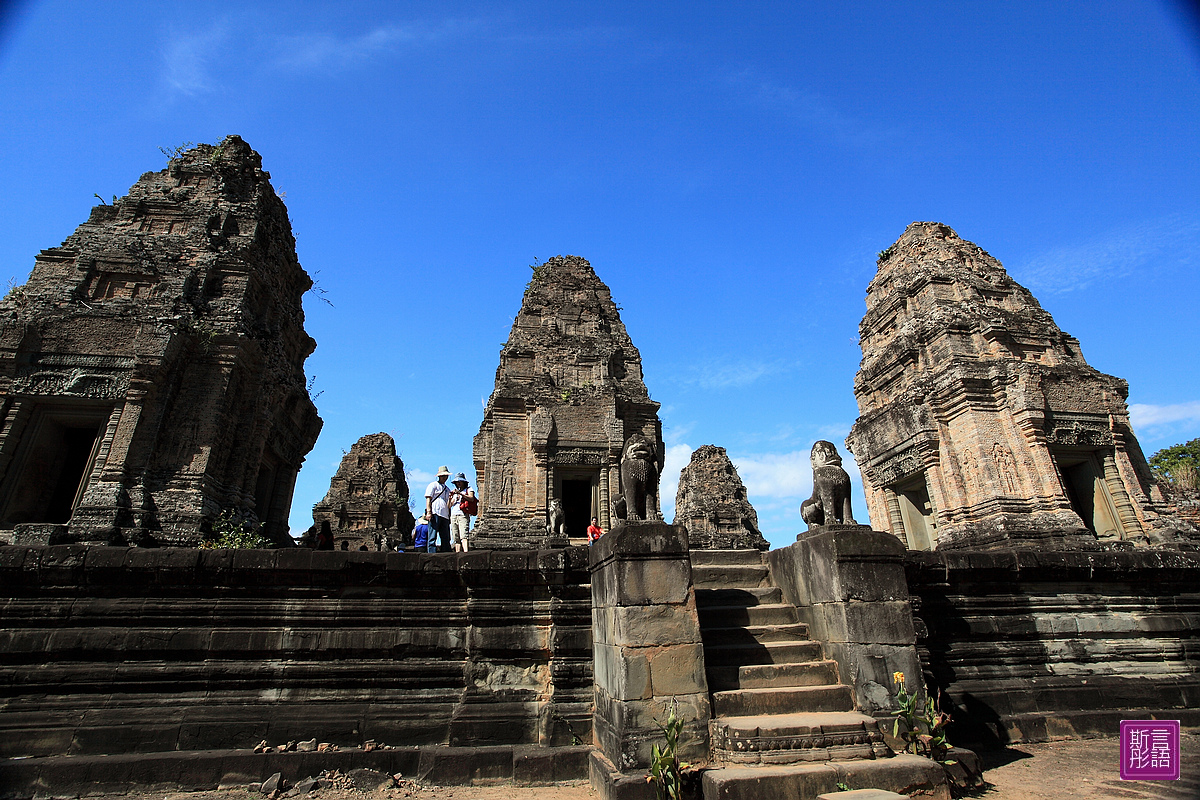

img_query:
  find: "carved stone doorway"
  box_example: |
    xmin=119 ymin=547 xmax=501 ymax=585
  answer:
xmin=0 ymin=403 xmax=111 ymax=526
xmin=1055 ymin=451 xmax=1124 ymax=539
xmin=558 ymin=471 xmax=598 ymax=542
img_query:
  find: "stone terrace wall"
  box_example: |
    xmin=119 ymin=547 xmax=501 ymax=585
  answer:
xmin=906 ymin=548 xmax=1200 ymax=746
xmin=0 ymin=546 xmax=592 ymax=758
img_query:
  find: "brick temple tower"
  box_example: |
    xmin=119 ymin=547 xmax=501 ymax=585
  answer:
xmin=0 ymin=137 xmax=322 ymax=546
xmin=847 ymin=222 xmax=1194 ymax=550
xmin=471 ymin=256 xmax=662 ymax=548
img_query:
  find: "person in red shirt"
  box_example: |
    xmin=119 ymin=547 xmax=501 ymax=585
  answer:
xmin=587 ymin=517 xmax=604 ymax=545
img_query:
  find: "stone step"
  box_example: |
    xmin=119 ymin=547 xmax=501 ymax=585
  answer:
xmin=689 ymin=549 xmax=767 ymax=567
xmin=698 ymin=603 xmax=801 ymax=628
xmin=713 ymin=684 xmax=854 ymax=717
xmin=700 ymin=622 xmax=810 ymax=646
xmin=701 ymin=754 xmax=949 ymax=799
xmin=704 ymin=641 xmax=825 ymax=667
xmin=707 ymin=660 xmax=840 ymax=691
xmin=692 ymin=564 xmax=770 ymax=590
xmin=711 ymin=710 xmax=889 ymax=765
xmin=696 ymin=587 xmax=783 ymax=607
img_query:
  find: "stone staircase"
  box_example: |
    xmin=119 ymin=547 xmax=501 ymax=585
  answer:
xmin=691 ymin=550 xmax=947 ymax=799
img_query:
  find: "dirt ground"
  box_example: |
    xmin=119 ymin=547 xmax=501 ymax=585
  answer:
xmin=88 ymin=733 xmax=1200 ymax=800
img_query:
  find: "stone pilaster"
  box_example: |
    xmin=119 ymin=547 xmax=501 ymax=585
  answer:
xmin=589 ymin=521 xmax=710 ymax=799
xmin=767 ymin=525 xmax=924 ymax=716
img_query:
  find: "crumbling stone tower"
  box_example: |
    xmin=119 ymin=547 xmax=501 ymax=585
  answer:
xmin=472 ymin=256 xmax=662 ymax=548
xmin=0 ymin=137 xmax=322 ymax=546
xmin=674 ymin=444 xmax=768 ymax=550
xmin=309 ymin=432 xmax=415 ymax=550
xmin=847 ymin=222 xmax=1192 ymax=550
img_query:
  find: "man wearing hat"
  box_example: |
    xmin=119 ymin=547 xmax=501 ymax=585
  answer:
xmin=448 ymin=472 xmax=475 ymax=552
xmin=424 ymin=466 xmax=453 ymax=553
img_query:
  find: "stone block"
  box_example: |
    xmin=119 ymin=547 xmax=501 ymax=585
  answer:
xmin=812 ymin=601 xmax=916 ymax=645
xmin=415 ymin=745 xmax=514 ymax=785
xmin=600 ymin=602 xmax=702 ymax=647
xmin=822 ymin=641 xmax=925 ymax=715
xmin=646 ymin=643 xmax=706 ymax=696
xmin=594 ymin=642 xmax=650 ymax=701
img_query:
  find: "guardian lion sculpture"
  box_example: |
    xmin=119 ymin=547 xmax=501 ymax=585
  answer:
xmin=800 ymin=440 xmax=857 ymax=529
xmin=546 ymin=498 xmax=567 ymax=538
xmin=612 ymin=434 xmax=661 ymax=522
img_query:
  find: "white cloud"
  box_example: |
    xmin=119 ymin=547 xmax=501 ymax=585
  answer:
xmin=731 ymin=450 xmax=812 ymax=499
xmin=407 ymin=468 xmax=436 ymax=488
xmin=1130 ymin=401 xmax=1200 ymax=430
xmin=723 ymin=67 xmax=887 ymax=148
xmin=659 ymin=443 xmax=694 ymax=522
xmin=162 ymin=25 xmax=228 ymax=96
xmin=670 ymin=358 xmax=797 ymax=390
xmin=1013 ymin=213 xmax=1200 ymax=294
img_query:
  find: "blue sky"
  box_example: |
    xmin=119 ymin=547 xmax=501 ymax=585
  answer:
xmin=2 ymin=1 xmax=1199 ymax=548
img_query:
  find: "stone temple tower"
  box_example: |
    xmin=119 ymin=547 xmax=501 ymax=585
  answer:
xmin=846 ymin=222 xmax=1194 ymax=550
xmin=0 ymin=137 xmax=322 ymax=547
xmin=472 ymin=256 xmax=662 ymax=549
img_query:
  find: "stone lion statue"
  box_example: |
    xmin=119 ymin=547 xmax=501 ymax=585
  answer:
xmin=613 ymin=434 xmax=661 ymax=522
xmin=800 ymin=440 xmax=856 ymax=529
xmin=546 ymin=498 xmax=567 ymax=538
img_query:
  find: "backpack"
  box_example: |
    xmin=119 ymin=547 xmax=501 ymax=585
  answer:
xmin=460 ymin=495 xmax=479 ymax=515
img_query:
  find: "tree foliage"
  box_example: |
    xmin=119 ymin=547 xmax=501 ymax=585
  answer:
xmin=200 ymin=510 xmax=273 ymax=549
xmin=1149 ymin=438 xmax=1200 ymax=495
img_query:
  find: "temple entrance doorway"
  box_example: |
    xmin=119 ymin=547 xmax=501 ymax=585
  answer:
xmin=1055 ymin=451 xmax=1123 ymax=539
xmin=893 ymin=475 xmax=936 ymax=551
xmin=0 ymin=403 xmax=111 ymax=527
xmin=557 ymin=470 xmax=598 ymax=542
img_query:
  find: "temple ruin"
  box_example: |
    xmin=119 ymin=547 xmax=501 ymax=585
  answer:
xmin=847 ymin=221 xmax=1195 ymax=550
xmin=673 ymin=444 xmax=768 ymax=550
xmin=0 ymin=137 xmax=322 ymax=547
xmin=471 ymin=256 xmax=663 ymax=549
xmin=308 ymin=432 xmax=415 ymax=550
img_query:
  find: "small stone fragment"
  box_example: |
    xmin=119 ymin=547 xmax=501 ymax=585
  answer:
xmin=348 ymin=768 xmax=393 ymax=792
xmin=294 ymin=777 xmax=319 ymax=794
xmin=261 ymin=772 xmax=283 ymax=795
xmin=316 ymin=742 xmax=332 ymax=752
xmin=297 ymin=739 xmax=317 ymax=752
xmin=254 ymin=740 xmax=269 ymax=753
xmin=362 ymin=738 xmax=376 ymax=752
xmin=284 ymin=740 xmax=297 ymax=752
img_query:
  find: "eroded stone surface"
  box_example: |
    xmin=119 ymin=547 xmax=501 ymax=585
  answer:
xmin=472 ymin=256 xmax=662 ymax=549
xmin=0 ymin=136 xmax=321 ymax=547
xmin=308 ymin=432 xmax=415 ymax=551
xmin=673 ymin=445 xmax=767 ymax=550
xmin=847 ymin=222 xmax=1196 ymax=550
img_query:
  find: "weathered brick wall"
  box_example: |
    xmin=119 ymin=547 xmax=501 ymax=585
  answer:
xmin=906 ymin=548 xmax=1200 ymax=745
xmin=0 ymin=546 xmax=592 ymax=758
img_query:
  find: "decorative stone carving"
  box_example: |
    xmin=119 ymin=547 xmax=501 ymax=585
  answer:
xmin=847 ymin=222 xmax=1197 ymax=550
xmin=800 ymin=441 xmax=857 ymax=529
xmin=547 ymin=498 xmax=567 ymax=538
xmin=471 ymin=256 xmax=663 ymax=548
xmin=308 ymin=432 xmax=414 ymax=551
xmin=612 ymin=434 xmax=660 ymax=522
xmin=673 ymin=444 xmax=768 ymax=550
xmin=0 ymin=137 xmax=322 ymax=547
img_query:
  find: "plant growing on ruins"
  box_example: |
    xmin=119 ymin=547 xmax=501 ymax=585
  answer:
xmin=1150 ymin=438 xmax=1200 ymax=496
xmin=526 ymin=258 xmax=549 ymax=292
xmin=876 ymin=245 xmax=895 ymax=263
xmin=200 ymin=510 xmax=272 ymax=549
xmin=3 ymin=278 xmax=28 ymax=308
xmin=646 ymin=700 xmax=691 ymax=800
xmin=158 ymin=141 xmax=195 ymax=163
xmin=891 ymin=672 xmax=953 ymax=762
